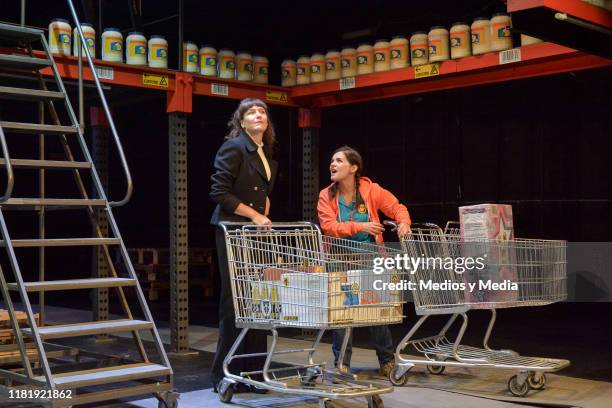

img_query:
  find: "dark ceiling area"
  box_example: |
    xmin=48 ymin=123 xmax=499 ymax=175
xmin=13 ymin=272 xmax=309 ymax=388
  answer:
xmin=5 ymin=0 xmax=511 ymax=84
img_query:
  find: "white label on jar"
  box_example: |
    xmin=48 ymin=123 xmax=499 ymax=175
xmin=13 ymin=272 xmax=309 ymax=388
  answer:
xmin=499 ymin=48 xmax=521 ymax=65
xmin=339 ymin=77 xmax=355 ymax=90
xmin=95 ymin=66 xmax=114 ymax=80
xmin=211 ymin=83 xmax=229 ymax=96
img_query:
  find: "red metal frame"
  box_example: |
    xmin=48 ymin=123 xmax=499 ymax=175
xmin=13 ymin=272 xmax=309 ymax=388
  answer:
xmin=508 ymin=0 xmax=612 ymax=28
xmin=290 ymin=43 xmax=611 ymax=108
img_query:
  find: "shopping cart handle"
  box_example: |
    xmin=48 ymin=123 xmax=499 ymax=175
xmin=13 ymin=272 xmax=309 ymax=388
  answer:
xmin=384 ymin=221 xmax=442 ymax=231
xmin=218 ymin=221 xmax=320 ymax=233
xmin=383 ymin=220 xmax=398 ymax=230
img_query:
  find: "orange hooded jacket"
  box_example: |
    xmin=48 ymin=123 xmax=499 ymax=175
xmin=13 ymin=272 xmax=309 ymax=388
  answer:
xmin=317 ymin=177 xmax=411 ymax=243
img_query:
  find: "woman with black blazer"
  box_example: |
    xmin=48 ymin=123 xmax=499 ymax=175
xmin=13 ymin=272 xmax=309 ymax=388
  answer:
xmin=209 ymin=98 xmax=278 ymax=393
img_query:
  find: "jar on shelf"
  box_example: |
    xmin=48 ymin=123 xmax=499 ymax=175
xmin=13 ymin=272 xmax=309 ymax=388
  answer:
xmin=72 ymin=23 xmax=95 ymax=58
xmin=297 ymin=55 xmax=311 ymax=85
xmin=102 ymin=28 xmax=123 ymax=62
xmin=428 ymin=26 xmax=450 ymax=62
xmin=450 ymin=22 xmax=471 ymax=59
xmin=218 ymin=49 xmax=236 ymax=79
xmin=236 ymin=52 xmax=253 ymax=81
xmin=490 ymin=12 xmax=513 ymax=51
xmin=49 ymin=18 xmax=71 ymax=55
xmin=341 ymin=47 xmax=357 ymax=77
xmin=374 ymin=39 xmax=391 ymax=72
xmin=310 ymin=53 xmax=326 ymax=83
xmin=325 ymin=50 xmax=341 ymax=80
xmin=390 ymin=36 xmax=409 ymax=69
xmin=253 ymin=55 xmax=269 ymax=84
xmin=183 ymin=42 xmax=198 ymax=72
xmin=126 ymin=32 xmax=147 ymax=66
xmin=199 ymin=46 xmax=217 ymax=76
xmin=410 ymin=32 xmax=428 ymax=66
xmin=356 ymin=43 xmax=374 ymax=75
xmin=281 ymin=59 xmax=297 ymax=87
xmin=471 ymin=17 xmax=491 ymax=55
xmin=148 ymin=35 xmax=168 ymax=69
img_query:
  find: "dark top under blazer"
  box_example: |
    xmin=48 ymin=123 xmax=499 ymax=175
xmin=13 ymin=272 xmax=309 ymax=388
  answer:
xmin=210 ymin=131 xmax=278 ymax=224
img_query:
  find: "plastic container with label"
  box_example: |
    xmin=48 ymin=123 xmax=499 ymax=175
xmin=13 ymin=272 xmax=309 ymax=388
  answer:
xmin=148 ymin=35 xmax=168 ymax=68
xmin=374 ymin=39 xmax=391 ymax=72
xmin=236 ymin=52 xmax=253 ymax=81
xmin=356 ymin=44 xmax=374 ymax=75
xmin=49 ymin=18 xmax=71 ymax=55
xmin=199 ymin=46 xmax=217 ymax=76
xmin=390 ymin=36 xmax=409 ymax=69
xmin=410 ymin=32 xmax=428 ymax=66
xmin=218 ymin=49 xmax=236 ymax=79
xmin=310 ymin=53 xmax=326 ymax=83
xmin=341 ymin=47 xmax=357 ymax=77
xmin=281 ymin=59 xmax=297 ymax=87
xmin=253 ymin=55 xmax=269 ymax=84
xmin=428 ymin=26 xmax=450 ymax=62
xmin=182 ymin=42 xmax=198 ymax=72
xmin=297 ymin=55 xmax=311 ymax=85
xmin=126 ymin=32 xmax=147 ymax=66
xmin=72 ymin=23 xmax=95 ymax=58
xmin=325 ymin=50 xmax=341 ymax=80
xmin=471 ymin=17 xmax=491 ymax=55
xmin=102 ymin=28 xmax=123 ymax=62
xmin=450 ymin=22 xmax=471 ymax=59
xmin=490 ymin=13 xmax=513 ymax=51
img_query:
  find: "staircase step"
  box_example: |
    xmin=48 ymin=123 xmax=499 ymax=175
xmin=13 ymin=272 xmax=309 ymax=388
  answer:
xmin=0 ymin=23 xmax=44 ymax=42
xmin=22 ymin=319 xmax=154 ymax=340
xmin=0 ymin=86 xmax=65 ymax=102
xmin=36 ymin=363 xmax=171 ymax=389
xmin=1 ymin=198 xmax=106 ymax=208
xmin=0 ymin=159 xmax=91 ymax=169
xmin=0 ymin=121 xmax=78 ymax=135
xmin=8 ymin=277 xmax=137 ymax=292
xmin=0 ymin=54 xmax=52 ymax=70
xmin=5 ymin=238 xmax=121 ymax=247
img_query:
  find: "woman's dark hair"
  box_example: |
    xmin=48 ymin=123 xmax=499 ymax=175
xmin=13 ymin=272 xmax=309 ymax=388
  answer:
xmin=226 ymin=98 xmax=276 ymax=145
xmin=328 ymin=146 xmax=365 ymax=209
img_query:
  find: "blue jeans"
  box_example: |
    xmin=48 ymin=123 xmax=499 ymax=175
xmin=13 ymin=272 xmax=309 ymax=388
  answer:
xmin=332 ymin=326 xmax=394 ymax=367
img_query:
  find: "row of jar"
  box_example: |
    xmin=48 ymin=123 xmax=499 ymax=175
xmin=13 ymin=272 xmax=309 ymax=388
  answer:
xmin=48 ymin=19 xmax=269 ymax=83
xmin=280 ymin=13 xmax=519 ymax=86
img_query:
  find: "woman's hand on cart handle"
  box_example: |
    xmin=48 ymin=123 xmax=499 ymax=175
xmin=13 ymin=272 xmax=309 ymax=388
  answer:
xmin=362 ymin=222 xmax=385 ymax=236
xmin=397 ymin=223 xmax=412 ymax=237
xmin=251 ymin=213 xmax=272 ymax=226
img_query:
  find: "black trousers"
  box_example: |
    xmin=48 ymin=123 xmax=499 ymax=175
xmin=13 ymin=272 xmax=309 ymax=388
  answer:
xmin=210 ymin=226 xmax=267 ymax=386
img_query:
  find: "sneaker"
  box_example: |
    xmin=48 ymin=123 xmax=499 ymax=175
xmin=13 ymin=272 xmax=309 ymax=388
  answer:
xmin=379 ymin=360 xmax=395 ymax=377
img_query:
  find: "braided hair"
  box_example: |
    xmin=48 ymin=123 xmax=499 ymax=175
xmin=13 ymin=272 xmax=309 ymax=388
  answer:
xmin=328 ymin=146 xmax=365 ymax=210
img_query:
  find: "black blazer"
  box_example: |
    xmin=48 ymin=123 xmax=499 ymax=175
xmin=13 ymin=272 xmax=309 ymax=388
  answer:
xmin=210 ymin=131 xmax=278 ymax=224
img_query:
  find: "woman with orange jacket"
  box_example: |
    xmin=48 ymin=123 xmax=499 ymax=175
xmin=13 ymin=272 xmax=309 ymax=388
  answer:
xmin=317 ymin=145 xmax=411 ymax=377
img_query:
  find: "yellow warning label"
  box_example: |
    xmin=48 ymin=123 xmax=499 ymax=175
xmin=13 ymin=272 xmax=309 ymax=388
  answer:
xmin=142 ymin=73 xmax=169 ymax=87
xmin=414 ymin=63 xmax=440 ymax=79
xmin=266 ymin=90 xmax=288 ymax=103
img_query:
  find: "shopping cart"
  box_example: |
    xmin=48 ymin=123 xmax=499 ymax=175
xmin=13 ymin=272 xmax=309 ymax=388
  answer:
xmin=218 ymin=222 xmax=405 ymax=407
xmin=385 ymin=222 xmax=569 ymax=397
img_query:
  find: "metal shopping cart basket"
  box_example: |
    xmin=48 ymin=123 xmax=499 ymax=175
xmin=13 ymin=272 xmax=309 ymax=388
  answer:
xmin=218 ymin=222 xmax=405 ymax=407
xmin=386 ymin=222 xmax=569 ymax=397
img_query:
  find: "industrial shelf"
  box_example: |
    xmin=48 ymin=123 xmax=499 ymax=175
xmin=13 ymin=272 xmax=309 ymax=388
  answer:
xmin=290 ymin=42 xmax=611 ymax=108
xmin=23 ymin=42 xmax=610 ymax=112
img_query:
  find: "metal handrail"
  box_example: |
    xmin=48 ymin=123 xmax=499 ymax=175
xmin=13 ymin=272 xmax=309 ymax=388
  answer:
xmin=66 ymin=0 xmax=133 ymax=207
xmin=0 ymin=126 xmax=14 ymax=203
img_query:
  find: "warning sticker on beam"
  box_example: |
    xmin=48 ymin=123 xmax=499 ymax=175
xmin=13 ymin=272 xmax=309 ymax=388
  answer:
xmin=142 ymin=73 xmax=169 ymax=87
xmin=414 ymin=63 xmax=440 ymax=79
xmin=266 ymin=90 xmax=288 ymax=103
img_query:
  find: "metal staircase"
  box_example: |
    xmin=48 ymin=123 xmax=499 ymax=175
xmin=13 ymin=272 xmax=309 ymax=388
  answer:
xmin=0 ymin=4 xmax=176 ymax=408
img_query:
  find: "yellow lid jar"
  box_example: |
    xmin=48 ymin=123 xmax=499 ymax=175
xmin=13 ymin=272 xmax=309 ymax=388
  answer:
xmin=390 ymin=36 xmax=409 ymax=69
xmin=450 ymin=22 xmax=471 ymax=59
xmin=341 ymin=47 xmax=357 ymax=77
xmin=471 ymin=17 xmax=491 ymax=55
xmin=325 ymin=50 xmax=341 ymax=80
xmin=410 ymin=32 xmax=428 ymax=66
xmin=310 ymin=53 xmax=326 ymax=83
xmin=374 ymin=39 xmax=391 ymax=72
xmin=356 ymin=44 xmax=374 ymax=75
xmin=490 ymin=13 xmax=513 ymax=51
xmin=428 ymin=26 xmax=450 ymax=62
xmin=281 ymin=59 xmax=297 ymax=87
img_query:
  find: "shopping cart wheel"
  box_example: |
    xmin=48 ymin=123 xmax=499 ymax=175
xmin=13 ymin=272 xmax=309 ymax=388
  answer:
xmin=367 ymin=394 xmax=384 ymax=408
xmin=218 ymin=380 xmax=234 ymax=403
xmin=426 ymin=365 xmax=445 ymax=375
xmin=388 ymin=366 xmax=409 ymax=386
xmin=508 ymin=375 xmax=529 ymax=397
xmin=301 ymin=366 xmax=322 ymax=386
xmin=318 ymin=398 xmax=334 ymax=408
xmin=527 ymin=372 xmax=546 ymax=390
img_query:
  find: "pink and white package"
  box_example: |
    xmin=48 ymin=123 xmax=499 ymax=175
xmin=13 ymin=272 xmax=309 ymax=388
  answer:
xmin=459 ymin=204 xmax=514 ymax=241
